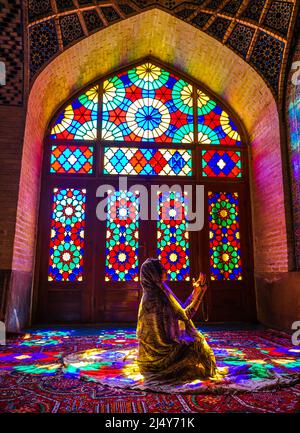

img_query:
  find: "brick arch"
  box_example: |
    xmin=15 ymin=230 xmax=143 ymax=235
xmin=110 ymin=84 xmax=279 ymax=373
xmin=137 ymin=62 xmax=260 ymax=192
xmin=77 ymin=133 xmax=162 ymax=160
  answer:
xmin=8 ymin=9 xmax=288 ymax=329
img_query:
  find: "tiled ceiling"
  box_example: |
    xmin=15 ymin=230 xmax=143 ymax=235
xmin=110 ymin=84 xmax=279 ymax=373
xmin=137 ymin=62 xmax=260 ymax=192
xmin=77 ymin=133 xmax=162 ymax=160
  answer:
xmin=27 ymin=0 xmax=299 ymax=100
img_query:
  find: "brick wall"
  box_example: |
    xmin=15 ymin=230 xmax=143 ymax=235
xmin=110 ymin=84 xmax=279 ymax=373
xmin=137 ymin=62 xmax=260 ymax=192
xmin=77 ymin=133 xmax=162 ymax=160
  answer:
xmin=250 ymin=104 xmax=289 ymax=273
xmin=0 ymin=107 xmax=25 ymax=269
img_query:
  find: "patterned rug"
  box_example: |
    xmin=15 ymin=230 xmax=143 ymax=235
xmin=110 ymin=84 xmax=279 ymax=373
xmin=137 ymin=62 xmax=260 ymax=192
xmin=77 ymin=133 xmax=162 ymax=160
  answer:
xmin=1 ymin=326 xmax=300 ymax=413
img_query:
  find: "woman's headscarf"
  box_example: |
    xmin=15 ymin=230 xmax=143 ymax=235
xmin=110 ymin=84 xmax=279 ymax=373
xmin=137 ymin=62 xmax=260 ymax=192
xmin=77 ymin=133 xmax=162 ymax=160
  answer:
xmin=140 ymin=258 xmax=164 ymax=294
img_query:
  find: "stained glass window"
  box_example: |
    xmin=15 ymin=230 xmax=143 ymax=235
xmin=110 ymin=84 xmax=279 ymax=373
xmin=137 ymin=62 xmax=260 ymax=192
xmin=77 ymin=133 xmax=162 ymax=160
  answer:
xmin=105 ymin=190 xmax=139 ymax=281
xmin=103 ymin=147 xmax=192 ymax=176
xmin=46 ymin=62 xmax=246 ymax=288
xmin=102 ymin=62 xmax=194 ymax=143
xmin=202 ymin=150 xmax=242 ymax=178
xmin=208 ymin=192 xmax=242 ymax=280
xmin=50 ymin=86 xmax=98 ymax=140
xmin=198 ymin=90 xmax=241 ymax=146
xmin=50 ymin=145 xmax=94 ymax=174
xmin=48 ymin=188 xmax=86 ymax=281
xmin=157 ymin=191 xmax=190 ymax=281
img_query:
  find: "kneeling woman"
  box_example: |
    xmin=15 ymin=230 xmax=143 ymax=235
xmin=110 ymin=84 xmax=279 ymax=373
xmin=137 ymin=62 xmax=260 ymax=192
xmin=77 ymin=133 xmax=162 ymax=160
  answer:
xmin=137 ymin=258 xmax=223 ymax=383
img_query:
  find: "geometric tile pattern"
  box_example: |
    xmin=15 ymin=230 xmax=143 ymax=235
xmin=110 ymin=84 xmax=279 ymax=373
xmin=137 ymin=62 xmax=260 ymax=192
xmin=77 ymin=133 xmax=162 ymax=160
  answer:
xmin=56 ymin=0 xmax=74 ymax=12
xmin=28 ymin=0 xmax=53 ymax=23
xmin=26 ymin=0 xmax=298 ymax=99
xmin=29 ymin=19 xmax=59 ymax=78
xmin=191 ymin=12 xmax=212 ymax=28
xmin=221 ymin=0 xmax=243 ymax=16
xmin=226 ymin=23 xmax=255 ymax=59
xmin=263 ymin=1 xmax=293 ymax=37
xmin=241 ymin=0 xmax=266 ymax=23
xmin=0 ymin=0 xmax=23 ymax=106
xmin=59 ymin=14 xmax=84 ymax=47
xmin=82 ymin=10 xmax=104 ymax=33
xmin=250 ymin=31 xmax=285 ymax=93
xmin=206 ymin=17 xmax=231 ymax=41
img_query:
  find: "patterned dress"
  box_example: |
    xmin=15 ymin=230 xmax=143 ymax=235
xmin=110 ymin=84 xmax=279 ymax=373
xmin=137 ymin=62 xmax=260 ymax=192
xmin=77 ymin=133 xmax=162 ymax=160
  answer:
xmin=136 ymin=259 xmax=221 ymax=384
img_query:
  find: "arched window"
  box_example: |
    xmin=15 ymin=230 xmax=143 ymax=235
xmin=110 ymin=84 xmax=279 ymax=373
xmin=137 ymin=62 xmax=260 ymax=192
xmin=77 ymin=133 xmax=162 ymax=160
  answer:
xmin=36 ymin=60 xmax=255 ymax=323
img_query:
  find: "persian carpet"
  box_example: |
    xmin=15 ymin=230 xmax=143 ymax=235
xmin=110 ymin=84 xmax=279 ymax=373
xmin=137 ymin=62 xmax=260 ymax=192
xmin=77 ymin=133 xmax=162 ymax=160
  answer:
xmin=0 ymin=326 xmax=300 ymax=413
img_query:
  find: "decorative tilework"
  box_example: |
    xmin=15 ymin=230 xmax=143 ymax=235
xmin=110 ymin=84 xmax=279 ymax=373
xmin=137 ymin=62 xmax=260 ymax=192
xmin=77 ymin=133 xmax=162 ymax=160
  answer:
xmin=78 ymin=0 xmax=94 ymax=5
xmin=206 ymin=0 xmax=224 ymax=10
xmin=25 ymin=0 xmax=296 ymax=100
xmin=263 ymin=1 xmax=293 ymax=37
xmin=221 ymin=0 xmax=243 ymax=16
xmin=206 ymin=17 xmax=231 ymax=42
xmin=118 ymin=3 xmax=136 ymax=15
xmin=0 ymin=0 xmax=23 ymax=106
xmin=30 ymin=19 xmax=59 ymax=79
xmin=28 ymin=0 xmax=53 ymax=23
xmin=100 ymin=6 xmax=120 ymax=22
xmin=250 ymin=31 xmax=285 ymax=93
xmin=175 ymin=8 xmax=194 ymax=20
xmin=191 ymin=12 xmax=212 ymax=28
xmin=226 ymin=23 xmax=255 ymax=58
xmin=56 ymin=0 xmax=75 ymax=12
xmin=132 ymin=0 xmax=198 ymax=8
xmin=59 ymin=14 xmax=84 ymax=47
xmin=83 ymin=10 xmax=104 ymax=33
xmin=240 ymin=0 xmax=265 ymax=23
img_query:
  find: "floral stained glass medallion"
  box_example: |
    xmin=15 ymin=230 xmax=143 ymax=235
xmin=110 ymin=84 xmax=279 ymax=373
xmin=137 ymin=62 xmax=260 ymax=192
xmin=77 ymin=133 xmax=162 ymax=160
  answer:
xmin=50 ymin=145 xmax=94 ymax=174
xmin=208 ymin=192 xmax=242 ymax=280
xmin=198 ymin=90 xmax=241 ymax=146
xmin=48 ymin=188 xmax=86 ymax=281
xmin=157 ymin=191 xmax=190 ymax=281
xmin=102 ymin=63 xmax=194 ymax=143
xmin=51 ymin=86 xmax=98 ymax=140
xmin=105 ymin=190 xmax=139 ymax=281
xmin=103 ymin=147 xmax=192 ymax=176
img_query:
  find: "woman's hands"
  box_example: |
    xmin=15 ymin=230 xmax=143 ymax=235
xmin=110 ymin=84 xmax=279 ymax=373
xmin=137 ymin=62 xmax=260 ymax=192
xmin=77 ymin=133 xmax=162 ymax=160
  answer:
xmin=192 ymin=272 xmax=208 ymax=298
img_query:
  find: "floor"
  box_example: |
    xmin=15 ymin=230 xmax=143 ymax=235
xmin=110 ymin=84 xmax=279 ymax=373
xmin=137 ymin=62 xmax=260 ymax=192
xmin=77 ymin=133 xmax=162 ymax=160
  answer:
xmin=0 ymin=324 xmax=300 ymax=413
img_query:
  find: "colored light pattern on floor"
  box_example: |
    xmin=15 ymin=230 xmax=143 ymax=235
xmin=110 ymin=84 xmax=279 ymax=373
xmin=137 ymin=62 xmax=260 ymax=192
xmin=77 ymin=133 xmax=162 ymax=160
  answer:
xmin=103 ymin=147 xmax=192 ymax=176
xmin=157 ymin=191 xmax=190 ymax=281
xmin=202 ymin=150 xmax=242 ymax=178
xmin=51 ymin=86 xmax=98 ymax=140
xmin=48 ymin=188 xmax=86 ymax=281
xmin=105 ymin=190 xmax=139 ymax=281
xmin=208 ymin=191 xmax=242 ymax=280
xmin=197 ymin=90 xmax=241 ymax=146
xmin=50 ymin=145 xmax=94 ymax=174
xmin=0 ymin=328 xmax=299 ymax=394
xmin=102 ymin=63 xmax=194 ymax=143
